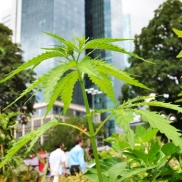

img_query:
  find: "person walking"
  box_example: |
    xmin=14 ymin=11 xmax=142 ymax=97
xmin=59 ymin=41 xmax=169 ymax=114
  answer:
xmin=69 ymin=138 xmax=85 ymax=175
xmin=49 ymin=142 xmax=67 ymax=182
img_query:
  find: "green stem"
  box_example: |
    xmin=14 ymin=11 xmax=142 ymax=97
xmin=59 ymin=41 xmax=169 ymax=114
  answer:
xmin=152 ymin=156 xmax=172 ymax=182
xmin=94 ymin=114 xmax=112 ymax=136
xmin=57 ymin=123 xmax=91 ymax=137
xmin=78 ymin=71 xmax=103 ymax=182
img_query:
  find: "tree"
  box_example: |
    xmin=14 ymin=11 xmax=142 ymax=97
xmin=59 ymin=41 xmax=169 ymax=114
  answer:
xmin=42 ymin=115 xmax=105 ymax=153
xmin=0 ymin=24 xmax=36 ymax=114
xmin=119 ymin=0 xmax=182 ymax=124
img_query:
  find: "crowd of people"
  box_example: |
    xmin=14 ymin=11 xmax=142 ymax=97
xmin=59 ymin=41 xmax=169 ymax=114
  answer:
xmin=37 ymin=138 xmax=86 ymax=182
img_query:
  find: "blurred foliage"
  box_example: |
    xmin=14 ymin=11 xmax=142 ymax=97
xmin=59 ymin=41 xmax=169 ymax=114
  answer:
xmin=84 ymin=125 xmax=182 ymax=181
xmin=0 ymin=23 xmax=36 ymax=114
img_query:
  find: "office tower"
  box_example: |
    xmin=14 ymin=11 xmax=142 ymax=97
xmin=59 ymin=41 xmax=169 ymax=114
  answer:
xmin=85 ymin=0 xmax=123 ymax=135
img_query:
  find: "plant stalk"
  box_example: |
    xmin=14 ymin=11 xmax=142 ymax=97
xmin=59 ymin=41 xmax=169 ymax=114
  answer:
xmin=78 ymin=71 xmax=103 ymax=182
xmin=0 ymin=144 xmax=4 ymax=173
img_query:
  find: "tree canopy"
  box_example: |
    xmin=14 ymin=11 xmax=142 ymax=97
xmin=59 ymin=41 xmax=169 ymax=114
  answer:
xmin=119 ymin=0 xmax=182 ymax=120
xmin=0 ymin=24 xmax=36 ymax=113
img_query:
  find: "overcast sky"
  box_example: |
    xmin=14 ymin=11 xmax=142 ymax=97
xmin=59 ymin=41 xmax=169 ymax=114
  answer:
xmin=122 ymin=0 xmax=166 ymax=36
xmin=0 ymin=0 xmax=166 ymax=36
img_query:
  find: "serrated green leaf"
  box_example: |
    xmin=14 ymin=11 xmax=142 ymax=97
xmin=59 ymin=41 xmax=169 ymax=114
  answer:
xmin=140 ymin=129 xmax=158 ymax=143
xmin=42 ymin=47 xmax=67 ymax=56
xmin=176 ymin=50 xmax=182 ymax=58
xmin=121 ymin=96 xmax=155 ymax=108
xmin=161 ymin=142 xmax=180 ymax=156
xmin=147 ymin=141 xmax=160 ymax=164
xmin=89 ymin=74 xmax=116 ymax=104
xmin=108 ymin=162 xmax=127 ymax=182
xmin=43 ymin=60 xmax=76 ymax=102
xmin=135 ymin=125 xmax=147 ymax=139
xmin=93 ymin=60 xmax=151 ymax=90
xmin=173 ymin=28 xmax=182 ymax=38
xmin=175 ymin=98 xmax=182 ymax=103
xmin=136 ymin=101 xmax=182 ymax=113
xmin=135 ymin=110 xmax=182 ymax=149
xmin=76 ymin=35 xmax=86 ymax=50
xmin=115 ymin=112 xmax=135 ymax=149
xmin=118 ymin=165 xmax=157 ymax=182
xmin=0 ymin=51 xmax=63 ymax=83
xmin=83 ymin=39 xmax=152 ymax=63
xmin=45 ymin=71 xmax=78 ymax=116
xmin=4 ymin=76 xmax=45 ymax=110
xmin=78 ymin=56 xmax=102 ymax=79
xmin=60 ymin=71 xmax=79 ymax=113
xmin=0 ymin=119 xmax=59 ymax=169
xmin=44 ymin=32 xmax=78 ymax=52
xmin=112 ymin=140 xmax=130 ymax=150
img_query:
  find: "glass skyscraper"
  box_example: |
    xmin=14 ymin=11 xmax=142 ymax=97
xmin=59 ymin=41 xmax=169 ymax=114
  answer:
xmin=21 ymin=0 xmax=85 ymax=103
xmin=85 ymin=0 xmax=123 ymax=135
xmin=20 ymin=0 xmax=124 ymax=135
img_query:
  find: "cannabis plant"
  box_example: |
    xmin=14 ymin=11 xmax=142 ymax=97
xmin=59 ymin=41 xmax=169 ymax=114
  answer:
xmin=1 ymin=33 xmax=182 ymax=182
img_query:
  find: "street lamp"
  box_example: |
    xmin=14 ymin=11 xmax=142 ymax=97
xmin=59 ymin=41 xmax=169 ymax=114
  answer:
xmin=159 ymin=111 xmax=177 ymax=123
xmin=85 ymin=88 xmax=102 ymax=122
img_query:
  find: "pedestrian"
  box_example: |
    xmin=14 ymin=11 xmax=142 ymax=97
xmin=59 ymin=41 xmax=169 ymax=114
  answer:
xmin=38 ymin=147 xmax=46 ymax=174
xmin=69 ymin=138 xmax=85 ymax=175
xmin=49 ymin=142 xmax=68 ymax=182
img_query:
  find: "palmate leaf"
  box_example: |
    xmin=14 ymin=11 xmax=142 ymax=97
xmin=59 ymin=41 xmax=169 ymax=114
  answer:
xmin=135 ymin=110 xmax=182 ymax=149
xmin=0 ymin=51 xmax=63 ymax=83
xmin=89 ymin=73 xmax=116 ymax=104
xmin=130 ymin=101 xmax=182 ymax=113
xmin=3 ymin=75 xmax=45 ymax=110
xmin=82 ymin=39 xmax=152 ymax=63
xmin=0 ymin=119 xmax=59 ymax=169
xmin=42 ymin=60 xmax=77 ymax=102
xmin=93 ymin=60 xmax=151 ymax=90
xmin=77 ymin=56 xmax=102 ymax=79
xmin=83 ymin=38 xmax=134 ymax=49
xmin=60 ymin=71 xmax=79 ymax=113
xmin=44 ymin=32 xmax=78 ymax=52
xmin=115 ymin=111 xmax=135 ymax=149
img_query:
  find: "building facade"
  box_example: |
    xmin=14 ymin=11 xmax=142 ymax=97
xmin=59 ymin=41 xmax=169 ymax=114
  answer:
xmin=85 ymin=0 xmax=123 ymax=136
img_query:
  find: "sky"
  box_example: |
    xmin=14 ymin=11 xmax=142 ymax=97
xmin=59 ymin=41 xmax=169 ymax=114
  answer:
xmin=0 ymin=0 xmax=166 ymax=36
xmin=122 ymin=0 xmax=166 ymax=36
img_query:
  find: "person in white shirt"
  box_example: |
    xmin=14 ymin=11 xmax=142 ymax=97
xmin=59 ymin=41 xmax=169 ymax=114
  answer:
xmin=49 ymin=142 xmax=67 ymax=182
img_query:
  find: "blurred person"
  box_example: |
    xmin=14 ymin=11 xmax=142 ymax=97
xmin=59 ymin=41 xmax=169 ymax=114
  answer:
xmin=69 ymin=138 xmax=85 ymax=175
xmin=38 ymin=147 xmax=46 ymax=174
xmin=49 ymin=142 xmax=68 ymax=182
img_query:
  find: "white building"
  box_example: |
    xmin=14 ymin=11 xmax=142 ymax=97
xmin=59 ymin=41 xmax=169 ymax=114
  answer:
xmin=1 ymin=0 xmax=21 ymax=43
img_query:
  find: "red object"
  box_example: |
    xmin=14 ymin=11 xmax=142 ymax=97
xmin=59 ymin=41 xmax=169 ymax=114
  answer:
xmin=38 ymin=150 xmax=46 ymax=172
